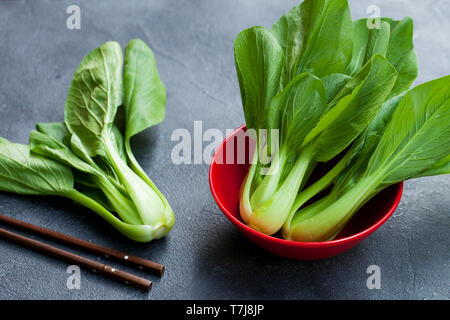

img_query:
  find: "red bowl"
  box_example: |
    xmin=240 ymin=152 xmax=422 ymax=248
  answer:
xmin=209 ymin=125 xmax=403 ymax=260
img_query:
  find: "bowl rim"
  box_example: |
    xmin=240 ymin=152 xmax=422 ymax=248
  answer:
xmin=209 ymin=124 xmax=403 ymax=248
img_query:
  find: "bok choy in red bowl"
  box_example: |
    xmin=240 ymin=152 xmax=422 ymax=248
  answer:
xmin=209 ymin=0 xmax=450 ymax=259
xmin=209 ymin=126 xmax=403 ymax=260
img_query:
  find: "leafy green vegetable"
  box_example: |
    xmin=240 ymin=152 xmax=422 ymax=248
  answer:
xmin=30 ymin=127 xmax=142 ymax=225
xmin=123 ymin=39 xmax=174 ymax=231
xmin=234 ymin=26 xmax=283 ymax=140
xmin=332 ymin=16 xmax=417 ymax=104
xmin=238 ymin=54 xmax=397 ymax=235
xmin=271 ymin=0 xmax=353 ymax=85
xmin=235 ymin=0 xmax=447 ymax=241
xmin=0 ymin=39 xmax=174 ymax=242
xmin=382 ymin=17 xmax=418 ymax=97
xmin=0 ymin=139 xmax=154 ymax=242
xmin=366 ymin=76 xmax=450 ymax=183
xmin=0 ymin=138 xmax=74 ymax=196
xmin=415 ymin=155 xmax=450 ymax=178
xmin=64 ymin=41 xmax=173 ymax=239
xmin=64 ymin=41 xmax=123 ymax=158
xmin=240 ymin=73 xmax=327 ymax=234
xmin=287 ymin=76 xmax=450 ymax=241
xmin=346 ymin=19 xmax=390 ymax=76
xmin=303 ymin=55 xmax=397 ymax=162
xmin=123 ymin=39 xmax=166 ymax=141
xmin=282 ymin=93 xmax=404 ymax=236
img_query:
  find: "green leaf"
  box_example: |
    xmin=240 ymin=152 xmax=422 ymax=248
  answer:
xmin=73 ymin=181 xmax=114 ymax=212
xmin=284 ymin=93 xmax=404 ymax=233
xmin=30 ymin=130 xmax=98 ymax=176
xmin=321 ymin=73 xmax=352 ymax=103
xmin=34 ymin=122 xmax=102 ymax=170
xmin=415 ymin=155 xmax=450 ymax=178
xmin=382 ymin=17 xmax=418 ymax=97
xmin=122 ymin=39 xmax=175 ymax=232
xmin=249 ymin=73 xmax=327 ymax=209
xmin=64 ymin=41 xmax=124 ymax=157
xmin=123 ymin=39 xmax=166 ymax=141
xmin=32 ymin=123 xmax=120 ymax=185
xmin=234 ymin=26 xmax=284 ymax=133
xmin=31 ymin=127 xmax=142 ymax=225
xmin=270 ymin=3 xmax=305 ymax=87
xmin=334 ymin=94 xmax=404 ymax=192
xmin=0 ymin=138 xmax=74 ymax=196
xmin=346 ymin=19 xmax=390 ymax=75
xmin=348 ymin=94 xmax=405 ymax=161
xmin=304 ymin=55 xmax=398 ymax=161
xmin=367 ymin=75 xmax=450 ymax=184
xmin=65 ymin=133 xmax=96 ymax=166
xmin=268 ymin=73 xmax=327 ymax=154
xmin=32 ymin=123 xmax=125 ymax=193
xmin=36 ymin=122 xmax=69 ymax=142
xmin=64 ymin=132 xmax=121 ymax=184
xmin=287 ymin=77 xmax=450 ymax=242
xmin=271 ymin=0 xmax=353 ymax=85
xmin=327 ymin=56 xmax=383 ymax=110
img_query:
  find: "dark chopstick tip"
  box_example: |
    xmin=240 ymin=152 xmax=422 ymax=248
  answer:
xmin=159 ymin=265 xmax=165 ymax=277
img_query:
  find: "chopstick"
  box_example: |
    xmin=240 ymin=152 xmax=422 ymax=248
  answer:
xmin=0 ymin=214 xmax=164 ymax=276
xmin=0 ymin=226 xmax=152 ymax=291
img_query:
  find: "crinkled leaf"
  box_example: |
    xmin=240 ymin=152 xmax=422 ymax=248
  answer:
xmin=36 ymin=122 xmax=69 ymax=142
xmin=30 ymin=130 xmax=98 ymax=175
xmin=64 ymin=41 xmax=123 ymax=157
xmin=31 ymin=125 xmax=125 ymax=194
xmin=0 ymin=138 xmax=74 ymax=195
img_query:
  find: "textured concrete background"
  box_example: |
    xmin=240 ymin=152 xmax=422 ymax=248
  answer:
xmin=0 ymin=0 xmax=448 ymax=300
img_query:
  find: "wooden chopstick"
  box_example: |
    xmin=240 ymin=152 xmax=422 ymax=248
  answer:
xmin=0 ymin=214 xmax=164 ymax=276
xmin=0 ymin=226 xmax=152 ymax=291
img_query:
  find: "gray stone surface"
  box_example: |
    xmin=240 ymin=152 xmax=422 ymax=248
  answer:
xmin=0 ymin=0 xmax=448 ymax=300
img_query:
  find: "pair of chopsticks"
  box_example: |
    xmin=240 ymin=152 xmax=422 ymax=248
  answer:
xmin=0 ymin=214 xmax=164 ymax=292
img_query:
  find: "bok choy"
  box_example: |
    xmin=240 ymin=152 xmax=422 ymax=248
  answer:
xmin=235 ymin=0 xmax=449 ymax=241
xmin=286 ymin=76 xmax=450 ymax=241
xmin=0 ymin=39 xmax=174 ymax=242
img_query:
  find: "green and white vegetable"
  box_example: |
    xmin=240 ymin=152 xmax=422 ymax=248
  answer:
xmin=287 ymin=76 xmax=450 ymax=241
xmin=235 ymin=0 xmax=449 ymax=241
xmin=0 ymin=40 xmax=174 ymax=242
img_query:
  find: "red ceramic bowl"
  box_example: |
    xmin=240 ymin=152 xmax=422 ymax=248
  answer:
xmin=209 ymin=125 xmax=403 ymax=260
